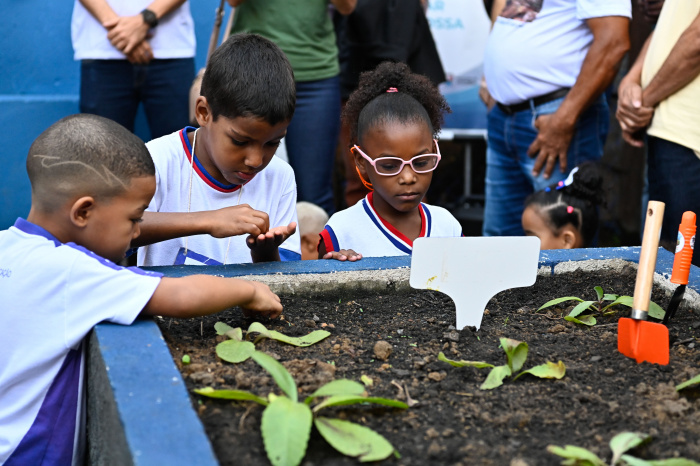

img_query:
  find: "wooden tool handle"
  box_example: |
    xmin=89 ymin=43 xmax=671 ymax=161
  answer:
xmin=632 ymin=201 xmax=665 ymax=313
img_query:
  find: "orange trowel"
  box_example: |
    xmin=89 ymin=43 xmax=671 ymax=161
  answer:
xmin=618 ymin=201 xmax=670 ymax=365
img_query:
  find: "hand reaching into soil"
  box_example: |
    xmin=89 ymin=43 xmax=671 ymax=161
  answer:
xmin=240 ymin=281 xmax=283 ymax=319
xmin=144 ymin=275 xmax=282 ymax=319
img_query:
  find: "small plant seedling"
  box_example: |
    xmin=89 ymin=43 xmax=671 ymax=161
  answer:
xmin=181 ymin=354 xmax=191 ymax=365
xmin=538 ymin=286 xmax=666 ymax=326
xmin=214 ymin=321 xmax=331 ymax=364
xmin=439 ymin=337 xmax=565 ymax=390
xmin=195 ymin=350 xmax=408 ymax=465
xmin=676 ymin=373 xmax=700 ymax=391
xmin=547 ymin=431 xmax=700 ymax=466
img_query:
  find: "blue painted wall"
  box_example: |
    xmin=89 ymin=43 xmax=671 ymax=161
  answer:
xmin=1 ymin=1 xmax=227 ymax=228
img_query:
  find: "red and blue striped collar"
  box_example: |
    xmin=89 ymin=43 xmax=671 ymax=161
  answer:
xmin=179 ymin=127 xmax=242 ymax=193
xmin=362 ymin=192 xmax=431 ymax=254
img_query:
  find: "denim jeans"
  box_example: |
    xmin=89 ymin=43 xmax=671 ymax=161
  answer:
xmin=482 ymin=94 xmax=609 ymax=236
xmin=284 ymin=76 xmax=341 ymax=215
xmin=80 ymin=58 xmax=195 ymax=140
xmin=647 ymin=136 xmax=700 ymax=249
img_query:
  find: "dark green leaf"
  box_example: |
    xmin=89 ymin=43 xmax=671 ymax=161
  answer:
xmin=480 ymin=365 xmax=511 ymax=390
xmin=194 ymin=387 xmax=268 ymax=405
xmin=315 ymin=417 xmax=395 ymax=462
xmin=313 ymin=395 xmax=408 ymax=412
xmin=216 ymin=340 xmax=255 ymax=363
xmin=538 ymin=296 xmax=584 ymax=311
xmin=305 ymin=379 xmax=366 ymax=404
xmin=500 ymin=338 xmax=528 ymax=373
xmin=513 ymin=361 xmax=566 ymax=381
xmin=438 ymin=352 xmax=494 ymax=369
xmin=251 ymin=351 xmax=298 ymax=402
xmin=261 ymin=396 xmax=312 ymax=466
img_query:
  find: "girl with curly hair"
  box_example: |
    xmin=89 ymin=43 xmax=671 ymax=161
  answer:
xmin=318 ymin=61 xmax=463 ymax=260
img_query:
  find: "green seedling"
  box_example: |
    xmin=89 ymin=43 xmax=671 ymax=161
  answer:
xmin=538 ymin=286 xmax=665 ymax=326
xmin=548 ymin=431 xmax=700 ymax=466
xmin=181 ymin=354 xmax=191 ymax=365
xmin=214 ymin=321 xmax=331 ymax=364
xmin=676 ymin=373 xmax=700 ymax=391
xmin=195 ymin=350 xmax=407 ymax=465
xmin=439 ymin=337 xmax=565 ymax=390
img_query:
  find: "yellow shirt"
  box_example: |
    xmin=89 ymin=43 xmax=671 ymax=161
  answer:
xmin=642 ymin=0 xmax=700 ymax=156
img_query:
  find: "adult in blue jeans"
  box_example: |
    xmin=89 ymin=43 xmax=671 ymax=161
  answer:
xmin=480 ymin=0 xmax=631 ymax=237
xmin=72 ymin=0 xmax=195 ymax=139
xmin=227 ymin=0 xmax=357 ymax=215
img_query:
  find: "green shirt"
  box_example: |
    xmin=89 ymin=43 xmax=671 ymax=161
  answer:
xmin=231 ymin=0 xmax=339 ymax=82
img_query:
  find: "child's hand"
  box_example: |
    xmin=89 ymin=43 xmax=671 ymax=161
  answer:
xmin=240 ymin=281 xmax=283 ymax=319
xmin=206 ymin=204 xmax=271 ymax=238
xmin=246 ymin=222 xmax=297 ymax=262
xmin=322 ymin=249 xmax=362 ymax=262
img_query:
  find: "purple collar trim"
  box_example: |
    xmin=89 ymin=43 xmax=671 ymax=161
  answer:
xmin=14 ymin=218 xmax=62 ymax=246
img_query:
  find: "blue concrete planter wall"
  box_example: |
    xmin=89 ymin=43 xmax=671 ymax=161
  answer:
xmin=86 ymin=247 xmax=696 ymax=465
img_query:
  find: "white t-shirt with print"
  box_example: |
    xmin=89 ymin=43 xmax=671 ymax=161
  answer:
xmin=139 ymin=127 xmax=301 ymax=267
xmin=484 ymin=0 xmax=631 ymax=105
xmin=0 ymin=218 xmax=162 ymax=465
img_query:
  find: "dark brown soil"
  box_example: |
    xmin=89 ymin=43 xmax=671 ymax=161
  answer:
xmin=158 ymin=265 xmax=700 ymax=465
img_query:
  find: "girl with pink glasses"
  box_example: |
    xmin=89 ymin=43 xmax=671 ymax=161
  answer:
xmin=318 ymin=61 xmax=463 ymax=260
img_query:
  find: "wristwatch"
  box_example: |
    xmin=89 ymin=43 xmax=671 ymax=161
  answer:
xmin=141 ymin=9 xmax=158 ymax=28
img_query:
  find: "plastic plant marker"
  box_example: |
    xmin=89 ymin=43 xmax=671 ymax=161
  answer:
xmin=410 ymin=237 xmax=540 ymax=330
xmin=618 ymin=201 xmax=670 ymax=365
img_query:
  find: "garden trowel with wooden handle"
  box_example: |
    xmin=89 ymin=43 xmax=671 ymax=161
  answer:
xmin=618 ymin=200 xmax=669 ymax=365
xmin=662 ymin=211 xmax=696 ymax=325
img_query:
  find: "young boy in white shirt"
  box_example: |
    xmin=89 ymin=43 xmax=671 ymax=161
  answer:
xmin=135 ymin=33 xmax=301 ymax=266
xmin=0 ymin=113 xmax=282 ymax=465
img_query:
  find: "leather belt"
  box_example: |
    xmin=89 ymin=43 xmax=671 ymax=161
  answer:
xmin=496 ymin=88 xmax=571 ymax=115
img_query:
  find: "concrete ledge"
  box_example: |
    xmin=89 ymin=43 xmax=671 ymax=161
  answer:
xmin=88 ymin=246 xmax=693 ymax=465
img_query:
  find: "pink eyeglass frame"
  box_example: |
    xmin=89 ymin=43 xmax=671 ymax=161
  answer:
xmin=352 ymin=139 xmax=442 ymax=176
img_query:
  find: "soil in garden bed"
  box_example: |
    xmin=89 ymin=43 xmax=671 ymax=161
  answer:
xmin=159 ymin=265 xmax=700 ymax=465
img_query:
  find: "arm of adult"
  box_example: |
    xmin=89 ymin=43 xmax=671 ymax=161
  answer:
xmin=528 ymin=15 xmax=630 ymax=179
xmin=126 ymin=40 xmax=154 ymax=65
xmin=104 ymin=0 xmax=188 ymax=54
xmin=330 ymin=0 xmax=356 ymax=15
xmin=479 ymin=0 xmax=507 ymax=109
xmin=642 ymin=11 xmax=700 ymax=108
xmin=490 ymin=0 xmax=506 ymax=23
xmin=616 ymin=35 xmax=655 ymax=147
xmin=131 ymin=206 xmax=270 ymax=247
xmin=78 ymin=0 xmax=119 ymax=25
xmin=143 ymin=276 xmax=282 ymax=319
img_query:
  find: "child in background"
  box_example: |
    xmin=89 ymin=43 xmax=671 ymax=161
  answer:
xmin=136 ymin=33 xmax=300 ymax=267
xmin=0 ymin=114 xmax=282 ymax=464
xmin=296 ymin=201 xmax=330 ymax=260
xmin=521 ymin=162 xmax=605 ymax=249
xmin=319 ymin=61 xmax=462 ymax=260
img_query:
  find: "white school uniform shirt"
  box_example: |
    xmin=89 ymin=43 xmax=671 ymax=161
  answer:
xmin=138 ymin=127 xmax=301 ymax=267
xmin=484 ymin=0 xmax=631 ymax=105
xmin=71 ymin=0 xmax=195 ymax=60
xmin=319 ymin=192 xmax=463 ymax=257
xmin=0 ymin=218 xmax=162 ymax=465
